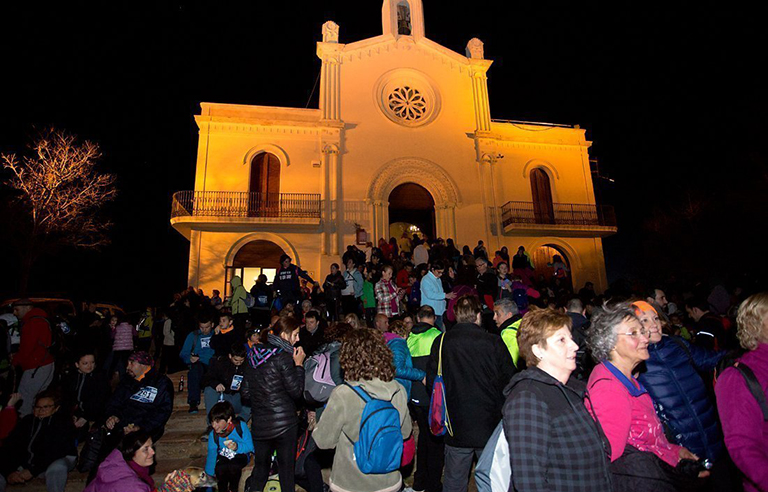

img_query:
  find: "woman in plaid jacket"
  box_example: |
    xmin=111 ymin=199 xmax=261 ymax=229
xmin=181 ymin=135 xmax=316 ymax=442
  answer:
xmin=503 ymin=308 xmax=612 ymax=492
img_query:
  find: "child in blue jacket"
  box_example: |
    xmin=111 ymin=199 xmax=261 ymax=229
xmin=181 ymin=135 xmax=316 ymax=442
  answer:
xmin=205 ymin=401 xmax=254 ymax=492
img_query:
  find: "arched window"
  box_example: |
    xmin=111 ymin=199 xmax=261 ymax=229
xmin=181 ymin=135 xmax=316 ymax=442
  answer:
xmin=530 ymin=168 xmax=554 ymax=224
xmin=397 ymin=1 xmax=412 ymax=35
xmin=249 ymin=152 xmax=280 ymax=216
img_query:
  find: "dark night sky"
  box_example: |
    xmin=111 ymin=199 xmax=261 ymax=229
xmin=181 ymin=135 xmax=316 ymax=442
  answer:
xmin=1 ymin=1 xmax=766 ymax=308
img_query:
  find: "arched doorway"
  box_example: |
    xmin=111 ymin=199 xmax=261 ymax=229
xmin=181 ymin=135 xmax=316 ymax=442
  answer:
xmin=530 ymin=168 xmax=554 ymax=224
xmin=531 ymin=244 xmax=572 ymax=290
xmin=249 ymin=152 xmax=281 ymax=216
xmin=224 ymin=240 xmax=285 ymax=296
xmin=388 ymin=183 xmax=435 ymax=241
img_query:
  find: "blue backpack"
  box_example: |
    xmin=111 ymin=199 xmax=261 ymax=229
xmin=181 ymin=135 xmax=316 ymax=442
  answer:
xmin=344 ymin=383 xmax=403 ymax=474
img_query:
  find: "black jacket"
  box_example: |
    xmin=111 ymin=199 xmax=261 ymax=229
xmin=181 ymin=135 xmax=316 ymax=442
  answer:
xmin=426 ymin=322 xmax=515 ymax=448
xmin=203 ymin=355 xmax=246 ymax=396
xmin=503 ymin=367 xmax=612 ymax=492
xmin=62 ymin=369 xmax=110 ymax=422
xmin=104 ymin=369 xmax=174 ymax=438
xmin=210 ymin=327 xmax=245 ymax=357
xmin=408 ymin=322 xmax=441 ymax=407
xmin=242 ymin=341 xmax=305 ymax=440
xmin=0 ymin=411 xmax=77 ymax=476
xmin=567 ymin=312 xmax=594 ymax=380
xmin=298 ymin=323 xmax=325 ymax=357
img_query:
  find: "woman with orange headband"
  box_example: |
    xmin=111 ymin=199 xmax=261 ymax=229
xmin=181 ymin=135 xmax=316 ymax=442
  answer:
xmin=634 ymin=300 xmax=736 ymax=488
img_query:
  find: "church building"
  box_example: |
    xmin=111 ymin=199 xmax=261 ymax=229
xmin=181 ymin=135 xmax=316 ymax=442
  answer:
xmin=171 ymin=0 xmax=617 ymax=296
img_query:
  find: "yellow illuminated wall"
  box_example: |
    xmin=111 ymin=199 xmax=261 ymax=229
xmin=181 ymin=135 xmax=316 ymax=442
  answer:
xmin=172 ymin=0 xmax=613 ymax=296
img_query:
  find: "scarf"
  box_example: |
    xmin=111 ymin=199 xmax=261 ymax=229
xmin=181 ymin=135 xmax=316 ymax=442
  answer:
xmin=602 ymin=361 xmax=647 ymax=397
xmin=218 ymin=420 xmax=236 ymax=439
xmin=128 ymin=460 xmax=155 ymax=489
xmin=268 ymin=333 xmax=295 ymax=354
xmin=246 ymin=334 xmax=294 ymax=368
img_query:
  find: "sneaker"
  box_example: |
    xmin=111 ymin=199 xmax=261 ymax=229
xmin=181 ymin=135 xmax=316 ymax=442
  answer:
xmin=188 ymin=403 xmax=199 ymax=414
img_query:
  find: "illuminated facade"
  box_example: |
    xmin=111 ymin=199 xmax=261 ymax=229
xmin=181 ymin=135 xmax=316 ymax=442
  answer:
xmin=171 ymin=0 xmax=616 ymax=295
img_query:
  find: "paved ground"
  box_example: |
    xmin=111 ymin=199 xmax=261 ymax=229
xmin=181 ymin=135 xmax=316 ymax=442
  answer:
xmin=14 ymin=371 xmax=478 ymax=491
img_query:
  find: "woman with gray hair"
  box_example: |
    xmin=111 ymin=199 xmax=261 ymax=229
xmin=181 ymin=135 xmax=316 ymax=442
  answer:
xmin=586 ymin=301 xmax=707 ymax=491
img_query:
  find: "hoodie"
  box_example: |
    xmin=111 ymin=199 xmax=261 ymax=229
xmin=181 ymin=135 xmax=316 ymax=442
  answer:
xmin=313 ymin=378 xmax=412 ymax=492
xmin=84 ymin=448 xmax=153 ymax=492
xmin=503 ymin=367 xmax=612 ymax=492
xmin=229 ymin=276 xmax=248 ymax=315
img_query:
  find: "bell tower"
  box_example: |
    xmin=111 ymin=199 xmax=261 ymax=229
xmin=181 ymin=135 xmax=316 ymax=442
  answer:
xmin=382 ymin=0 xmax=425 ymax=40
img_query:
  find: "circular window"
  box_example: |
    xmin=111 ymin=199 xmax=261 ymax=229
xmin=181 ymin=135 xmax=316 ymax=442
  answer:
xmin=388 ymin=86 xmax=427 ymax=122
xmin=374 ymin=69 xmax=441 ymax=128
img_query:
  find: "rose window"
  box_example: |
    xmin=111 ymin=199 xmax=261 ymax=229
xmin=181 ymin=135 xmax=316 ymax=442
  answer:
xmin=387 ymin=86 xmax=427 ymax=122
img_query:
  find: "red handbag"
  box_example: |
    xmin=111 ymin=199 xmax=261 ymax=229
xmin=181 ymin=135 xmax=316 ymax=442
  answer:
xmin=401 ymin=434 xmax=416 ymax=466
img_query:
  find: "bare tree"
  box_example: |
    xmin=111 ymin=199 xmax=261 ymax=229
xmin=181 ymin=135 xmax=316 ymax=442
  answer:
xmin=1 ymin=129 xmax=117 ymax=293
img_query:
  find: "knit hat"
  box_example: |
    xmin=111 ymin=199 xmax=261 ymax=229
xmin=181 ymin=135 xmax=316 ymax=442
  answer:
xmin=632 ymin=300 xmax=658 ymax=316
xmin=128 ymin=351 xmax=154 ymax=367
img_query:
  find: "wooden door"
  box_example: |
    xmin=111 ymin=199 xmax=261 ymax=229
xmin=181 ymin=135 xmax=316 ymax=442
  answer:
xmin=249 ymin=153 xmax=280 ymax=216
xmin=530 ymin=168 xmax=554 ymax=224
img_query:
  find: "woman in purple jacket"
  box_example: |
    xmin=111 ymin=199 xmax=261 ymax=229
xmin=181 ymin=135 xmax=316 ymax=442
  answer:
xmin=716 ymin=292 xmax=768 ymax=492
xmin=85 ymin=431 xmax=156 ymax=492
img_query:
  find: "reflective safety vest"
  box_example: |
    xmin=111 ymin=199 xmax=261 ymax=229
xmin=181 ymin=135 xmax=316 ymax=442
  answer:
xmin=501 ymin=319 xmax=522 ymax=368
xmin=407 ymin=327 xmax=442 ymax=357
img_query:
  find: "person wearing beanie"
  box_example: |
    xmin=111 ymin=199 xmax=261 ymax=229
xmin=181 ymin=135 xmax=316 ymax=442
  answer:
xmin=104 ymin=351 xmax=173 ymax=443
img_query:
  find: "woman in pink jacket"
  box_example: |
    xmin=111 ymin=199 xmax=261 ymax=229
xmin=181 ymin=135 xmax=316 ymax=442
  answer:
xmin=586 ymin=301 xmax=707 ymax=492
xmin=716 ymin=292 xmax=768 ymax=492
xmin=109 ymin=314 xmax=136 ymax=379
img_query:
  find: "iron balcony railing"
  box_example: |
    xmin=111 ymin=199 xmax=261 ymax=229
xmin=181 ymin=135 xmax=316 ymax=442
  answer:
xmin=171 ymin=191 xmax=322 ymax=219
xmin=501 ymin=201 xmax=616 ymax=228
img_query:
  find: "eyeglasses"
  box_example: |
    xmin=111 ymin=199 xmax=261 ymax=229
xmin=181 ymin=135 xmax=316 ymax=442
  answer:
xmin=617 ymin=328 xmax=650 ymax=339
xmin=34 ymin=404 xmax=55 ymax=410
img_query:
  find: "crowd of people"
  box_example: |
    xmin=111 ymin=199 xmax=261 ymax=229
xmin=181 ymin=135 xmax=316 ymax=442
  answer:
xmin=0 ymin=234 xmax=766 ymax=492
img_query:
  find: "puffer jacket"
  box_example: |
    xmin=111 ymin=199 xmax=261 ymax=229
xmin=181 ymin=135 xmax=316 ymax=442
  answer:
xmin=637 ymin=335 xmax=726 ymax=461
xmin=383 ymin=332 xmax=425 ymax=400
xmin=242 ymin=334 xmax=304 ymax=440
xmin=503 ymin=367 xmax=612 ymax=492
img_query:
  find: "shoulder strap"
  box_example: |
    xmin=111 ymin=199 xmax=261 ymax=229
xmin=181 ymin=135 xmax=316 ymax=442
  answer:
xmin=735 ymin=363 xmax=768 ymax=421
xmin=437 ymin=334 xmax=445 ymax=376
xmin=343 ymin=382 xmax=371 ymax=403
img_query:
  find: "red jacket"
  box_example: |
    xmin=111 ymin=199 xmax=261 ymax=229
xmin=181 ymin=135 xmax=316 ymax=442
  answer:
xmin=14 ymin=308 xmax=54 ymax=370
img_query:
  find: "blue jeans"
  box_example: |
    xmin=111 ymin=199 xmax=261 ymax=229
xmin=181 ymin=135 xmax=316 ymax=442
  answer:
xmin=187 ymin=362 xmax=208 ymax=405
xmin=435 ymin=315 xmax=444 ymax=331
xmin=203 ymin=387 xmax=251 ymax=423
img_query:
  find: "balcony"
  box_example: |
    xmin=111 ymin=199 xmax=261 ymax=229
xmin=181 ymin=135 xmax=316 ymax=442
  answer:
xmin=500 ymin=201 xmax=617 ymax=237
xmin=171 ymin=191 xmax=322 ymax=238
